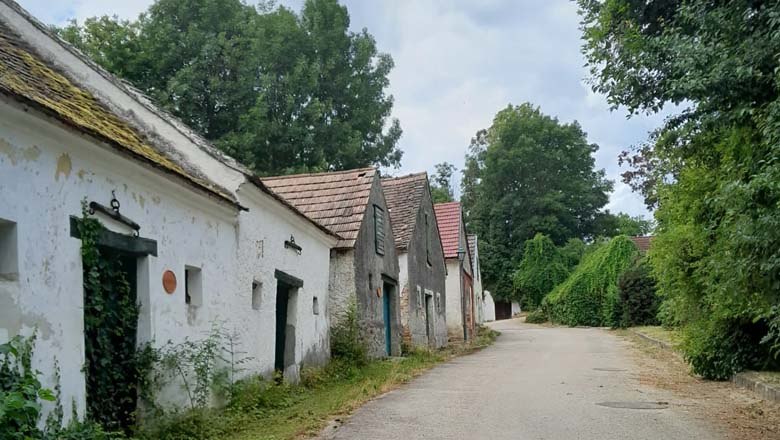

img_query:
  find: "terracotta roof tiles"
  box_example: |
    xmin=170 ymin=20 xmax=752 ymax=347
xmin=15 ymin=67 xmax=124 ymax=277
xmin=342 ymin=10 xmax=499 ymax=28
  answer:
xmin=261 ymin=168 xmax=376 ymax=248
xmin=434 ymin=201 xmax=463 ymax=259
xmin=630 ymin=235 xmax=653 ymax=252
xmin=381 ymin=172 xmax=428 ymax=250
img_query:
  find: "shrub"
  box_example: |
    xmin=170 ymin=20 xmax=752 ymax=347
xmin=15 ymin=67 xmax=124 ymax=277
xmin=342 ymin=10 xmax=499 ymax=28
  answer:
xmin=525 ymin=309 xmax=548 ymax=324
xmin=559 ymin=238 xmax=587 ymax=269
xmin=330 ymin=302 xmax=367 ymax=365
xmin=617 ymin=258 xmax=659 ymax=327
xmin=513 ymin=233 xmax=569 ymax=309
xmin=683 ymin=318 xmax=774 ymax=381
xmin=543 ymin=236 xmax=639 ymax=327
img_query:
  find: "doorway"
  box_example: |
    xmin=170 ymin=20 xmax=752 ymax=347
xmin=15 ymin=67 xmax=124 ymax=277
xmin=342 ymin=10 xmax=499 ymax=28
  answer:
xmin=382 ymin=280 xmax=394 ymax=356
xmin=275 ymin=281 xmax=291 ymax=372
xmin=425 ymin=292 xmax=434 ymax=347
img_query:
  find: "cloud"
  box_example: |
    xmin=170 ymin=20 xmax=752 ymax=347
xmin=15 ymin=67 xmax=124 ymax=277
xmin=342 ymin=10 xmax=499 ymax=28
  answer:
xmin=18 ymin=0 xmax=661 ymax=219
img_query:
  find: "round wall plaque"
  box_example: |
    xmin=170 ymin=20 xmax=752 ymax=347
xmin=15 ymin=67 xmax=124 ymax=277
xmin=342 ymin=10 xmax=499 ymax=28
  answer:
xmin=162 ymin=270 xmax=177 ymax=294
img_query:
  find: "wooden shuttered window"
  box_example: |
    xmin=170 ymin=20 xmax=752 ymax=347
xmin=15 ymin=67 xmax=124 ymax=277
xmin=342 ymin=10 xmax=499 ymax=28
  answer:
xmin=374 ymin=204 xmax=385 ymax=256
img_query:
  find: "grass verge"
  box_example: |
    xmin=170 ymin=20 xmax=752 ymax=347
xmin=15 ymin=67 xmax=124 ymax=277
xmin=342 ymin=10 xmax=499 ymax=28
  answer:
xmin=631 ymin=325 xmax=680 ymax=348
xmin=137 ymin=326 xmax=499 ymax=440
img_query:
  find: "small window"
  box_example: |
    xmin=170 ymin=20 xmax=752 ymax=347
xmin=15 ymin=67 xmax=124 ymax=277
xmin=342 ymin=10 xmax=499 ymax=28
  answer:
xmin=0 ymin=219 xmax=18 ymax=279
xmin=252 ymin=280 xmax=262 ymax=310
xmin=313 ymin=297 xmax=320 ymax=315
xmin=435 ymin=292 xmax=441 ymax=311
xmin=185 ymin=266 xmax=203 ymax=307
xmin=373 ymin=205 xmax=385 ymax=256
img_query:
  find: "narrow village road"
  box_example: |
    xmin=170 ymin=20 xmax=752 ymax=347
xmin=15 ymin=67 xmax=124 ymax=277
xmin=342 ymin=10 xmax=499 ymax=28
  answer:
xmin=320 ymin=318 xmax=720 ymax=440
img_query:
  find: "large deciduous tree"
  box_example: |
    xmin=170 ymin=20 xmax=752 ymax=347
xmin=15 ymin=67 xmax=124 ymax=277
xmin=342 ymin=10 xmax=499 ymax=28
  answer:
xmin=430 ymin=162 xmax=456 ymax=203
xmin=461 ymin=103 xmax=612 ymax=299
xmin=57 ymin=0 xmax=402 ymax=175
xmin=578 ymin=0 xmax=780 ymax=378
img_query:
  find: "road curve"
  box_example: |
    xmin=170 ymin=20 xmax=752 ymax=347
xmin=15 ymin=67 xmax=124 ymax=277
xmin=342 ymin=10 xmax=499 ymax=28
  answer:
xmin=319 ymin=318 xmax=719 ymax=440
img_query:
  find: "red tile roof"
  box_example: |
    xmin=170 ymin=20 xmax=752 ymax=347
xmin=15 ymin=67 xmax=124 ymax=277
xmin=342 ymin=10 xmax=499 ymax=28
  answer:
xmin=434 ymin=202 xmax=462 ymax=259
xmin=630 ymin=235 xmax=653 ymax=252
xmin=261 ymin=168 xmax=376 ymax=248
xmin=381 ymin=172 xmax=428 ymax=250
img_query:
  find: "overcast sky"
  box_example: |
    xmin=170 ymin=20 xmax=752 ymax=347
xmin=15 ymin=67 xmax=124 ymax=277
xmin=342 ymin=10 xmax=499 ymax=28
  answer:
xmin=19 ymin=0 xmax=664 ymax=218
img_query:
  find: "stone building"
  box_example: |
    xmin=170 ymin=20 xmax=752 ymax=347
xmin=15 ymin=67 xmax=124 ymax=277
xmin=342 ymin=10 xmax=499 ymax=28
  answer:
xmin=0 ymin=0 xmax=338 ymax=422
xmin=468 ymin=234 xmax=485 ymax=325
xmin=434 ymin=202 xmax=475 ymax=341
xmin=382 ymin=173 xmax=447 ymax=349
xmin=262 ymin=169 xmax=401 ymax=358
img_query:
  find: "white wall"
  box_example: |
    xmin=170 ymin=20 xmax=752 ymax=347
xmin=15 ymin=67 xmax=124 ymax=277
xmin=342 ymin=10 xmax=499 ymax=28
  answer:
xmin=0 ymin=101 xmax=241 ymax=415
xmin=512 ymin=301 xmax=522 ymax=316
xmin=483 ymin=290 xmax=496 ymax=322
xmin=444 ymin=259 xmax=462 ymax=339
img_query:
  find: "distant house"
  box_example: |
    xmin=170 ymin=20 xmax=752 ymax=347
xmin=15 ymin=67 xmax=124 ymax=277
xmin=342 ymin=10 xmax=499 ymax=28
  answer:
xmin=495 ymin=300 xmax=521 ymax=320
xmin=434 ymin=202 xmax=476 ymax=341
xmin=483 ymin=290 xmax=496 ymax=322
xmin=382 ymin=173 xmax=447 ymax=349
xmin=0 ymin=2 xmax=338 ymax=423
xmin=468 ymin=234 xmax=485 ymax=325
xmin=630 ymin=235 xmax=653 ymax=253
xmin=263 ymin=169 xmax=401 ymax=358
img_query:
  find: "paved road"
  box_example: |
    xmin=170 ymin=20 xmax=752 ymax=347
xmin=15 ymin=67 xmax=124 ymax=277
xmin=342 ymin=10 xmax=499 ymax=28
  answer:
xmin=320 ymin=319 xmax=719 ymax=440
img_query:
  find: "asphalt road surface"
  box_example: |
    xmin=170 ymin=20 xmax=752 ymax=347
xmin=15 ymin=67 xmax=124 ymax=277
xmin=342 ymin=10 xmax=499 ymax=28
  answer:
xmin=320 ymin=318 xmax=719 ymax=440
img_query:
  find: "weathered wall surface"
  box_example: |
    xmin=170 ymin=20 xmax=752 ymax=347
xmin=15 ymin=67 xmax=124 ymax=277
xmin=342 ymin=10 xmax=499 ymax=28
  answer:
xmin=328 ymin=249 xmax=356 ymax=327
xmin=352 ymin=178 xmax=400 ymax=358
xmin=472 ymin=239 xmax=485 ymax=325
xmin=0 ymin=101 xmax=241 ymax=415
xmin=402 ymin=188 xmax=447 ymax=348
xmin=234 ymin=185 xmax=334 ymax=381
xmin=445 ymin=259 xmax=463 ymax=340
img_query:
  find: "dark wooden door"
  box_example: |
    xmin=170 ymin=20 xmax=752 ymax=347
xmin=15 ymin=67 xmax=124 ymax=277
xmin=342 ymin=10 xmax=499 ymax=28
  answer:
xmin=495 ymin=301 xmax=512 ymax=320
xmin=275 ymin=283 xmax=290 ymax=371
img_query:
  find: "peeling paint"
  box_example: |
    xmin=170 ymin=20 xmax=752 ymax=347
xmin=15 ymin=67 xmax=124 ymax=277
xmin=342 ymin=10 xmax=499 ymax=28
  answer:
xmin=55 ymin=153 xmax=72 ymax=181
xmin=77 ymin=169 xmax=87 ymax=180
xmin=21 ymin=145 xmax=41 ymax=161
xmin=138 ymin=194 xmax=146 ymax=209
xmin=0 ymin=137 xmax=18 ymax=165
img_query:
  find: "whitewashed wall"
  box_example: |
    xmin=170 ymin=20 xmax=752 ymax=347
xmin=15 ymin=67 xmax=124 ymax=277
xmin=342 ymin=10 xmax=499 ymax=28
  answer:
xmin=444 ymin=259 xmax=463 ymax=339
xmin=0 ymin=100 xmax=242 ymax=415
xmin=483 ymin=290 xmax=496 ymax=322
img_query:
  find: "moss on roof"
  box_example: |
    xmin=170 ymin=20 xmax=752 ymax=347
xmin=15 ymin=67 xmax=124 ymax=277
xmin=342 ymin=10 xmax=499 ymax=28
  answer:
xmin=0 ymin=24 xmax=234 ymax=204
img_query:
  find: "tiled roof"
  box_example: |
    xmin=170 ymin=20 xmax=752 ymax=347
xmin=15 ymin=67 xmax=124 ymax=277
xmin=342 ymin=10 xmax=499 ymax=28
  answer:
xmin=630 ymin=235 xmax=653 ymax=252
xmin=467 ymin=234 xmax=477 ymax=266
xmin=381 ymin=172 xmax=428 ymax=250
xmin=434 ymin=201 xmax=462 ymax=259
xmin=261 ymin=168 xmax=376 ymax=248
xmin=0 ymin=21 xmax=236 ymax=206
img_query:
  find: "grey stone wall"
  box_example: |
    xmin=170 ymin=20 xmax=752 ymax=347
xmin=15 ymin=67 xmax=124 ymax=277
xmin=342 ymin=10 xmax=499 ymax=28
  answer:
xmin=352 ymin=176 xmax=401 ymax=358
xmin=403 ymin=187 xmax=447 ymax=348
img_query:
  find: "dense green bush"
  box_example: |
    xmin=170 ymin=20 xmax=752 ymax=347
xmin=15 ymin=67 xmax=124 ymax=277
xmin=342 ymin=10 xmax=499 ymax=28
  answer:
xmin=330 ymin=302 xmax=367 ymax=365
xmin=543 ymin=236 xmax=639 ymax=327
xmin=617 ymin=258 xmax=659 ymax=327
xmin=512 ymin=234 xmax=569 ymax=309
xmin=559 ymin=238 xmax=587 ymax=269
xmin=524 ymin=309 xmax=548 ymax=324
xmin=682 ymin=318 xmax=774 ymax=381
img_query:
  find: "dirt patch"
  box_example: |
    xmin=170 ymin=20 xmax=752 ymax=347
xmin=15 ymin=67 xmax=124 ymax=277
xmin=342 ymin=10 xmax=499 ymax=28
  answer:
xmin=618 ymin=330 xmax=780 ymax=440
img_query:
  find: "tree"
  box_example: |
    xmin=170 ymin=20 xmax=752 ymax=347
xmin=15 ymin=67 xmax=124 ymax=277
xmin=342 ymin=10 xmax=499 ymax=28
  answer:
xmin=513 ymin=234 xmax=569 ymax=309
xmin=461 ymin=103 xmax=613 ymax=299
xmin=430 ymin=162 xmax=456 ymax=203
xmin=57 ymin=0 xmax=402 ymax=175
xmin=579 ymin=0 xmax=780 ymax=378
xmin=593 ymin=211 xmax=654 ymax=238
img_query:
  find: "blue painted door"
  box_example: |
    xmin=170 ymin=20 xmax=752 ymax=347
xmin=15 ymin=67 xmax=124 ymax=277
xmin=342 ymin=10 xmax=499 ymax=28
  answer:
xmin=382 ymin=282 xmax=392 ymax=356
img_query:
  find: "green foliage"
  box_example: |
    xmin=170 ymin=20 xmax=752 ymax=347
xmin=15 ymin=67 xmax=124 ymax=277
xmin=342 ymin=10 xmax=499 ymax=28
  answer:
xmin=762 ymin=306 xmax=780 ymax=363
xmin=461 ymin=103 xmax=613 ymax=299
xmin=429 ymin=162 xmax=456 ymax=203
xmin=0 ymin=334 xmax=55 ymax=439
xmin=57 ymin=0 xmax=402 ymax=175
xmin=524 ymin=309 xmax=548 ymax=324
xmin=559 ymin=238 xmax=586 ymax=269
xmin=682 ymin=319 xmax=774 ymax=381
xmin=512 ymin=233 xmax=569 ymax=309
xmin=579 ymin=0 xmax=780 ymax=376
xmin=593 ymin=211 xmax=653 ymax=238
xmin=543 ymin=236 xmax=639 ymax=327
xmin=329 ymin=302 xmax=367 ymax=365
xmin=616 ymin=258 xmax=659 ymax=327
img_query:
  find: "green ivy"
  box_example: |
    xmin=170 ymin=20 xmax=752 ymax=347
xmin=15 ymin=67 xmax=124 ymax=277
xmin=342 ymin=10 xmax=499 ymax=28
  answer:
xmin=616 ymin=258 xmax=659 ymax=328
xmin=77 ymin=202 xmax=153 ymax=433
xmin=543 ymin=236 xmax=639 ymax=327
xmin=512 ymin=233 xmax=569 ymax=309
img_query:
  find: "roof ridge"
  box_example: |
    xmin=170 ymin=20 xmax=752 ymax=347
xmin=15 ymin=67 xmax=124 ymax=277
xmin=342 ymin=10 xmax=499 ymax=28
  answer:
xmin=381 ymin=171 xmax=428 ymax=181
xmin=262 ymin=167 xmax=377 ymax=181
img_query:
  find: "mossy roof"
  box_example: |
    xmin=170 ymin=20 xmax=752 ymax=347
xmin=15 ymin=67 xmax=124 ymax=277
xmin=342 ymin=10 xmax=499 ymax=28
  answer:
xmin=0 ymin=22 xmax=236 ymax=206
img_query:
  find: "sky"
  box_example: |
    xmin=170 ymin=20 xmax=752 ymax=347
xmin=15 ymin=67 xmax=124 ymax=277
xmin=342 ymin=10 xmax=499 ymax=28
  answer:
xmin=18 ymin=0 xmax=667 ymax=218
